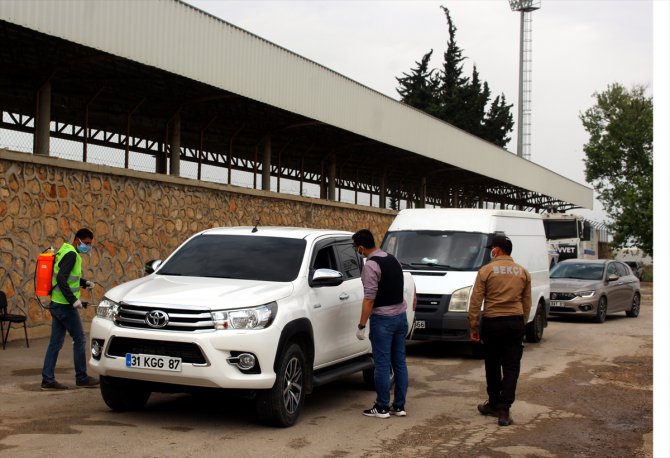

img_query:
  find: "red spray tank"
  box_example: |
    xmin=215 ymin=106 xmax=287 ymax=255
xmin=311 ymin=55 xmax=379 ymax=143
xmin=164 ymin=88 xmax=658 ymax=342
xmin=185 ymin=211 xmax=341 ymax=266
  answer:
xmin=35 ymin=248 xmax=56 ymax=296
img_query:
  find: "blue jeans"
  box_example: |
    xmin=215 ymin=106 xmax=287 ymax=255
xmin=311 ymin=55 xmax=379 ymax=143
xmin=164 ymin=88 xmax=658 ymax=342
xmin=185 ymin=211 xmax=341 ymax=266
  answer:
xmin=42 ymin=302 xmax=89 ymax=383
xmin=369 ymin=312 xmax=409 ymax=409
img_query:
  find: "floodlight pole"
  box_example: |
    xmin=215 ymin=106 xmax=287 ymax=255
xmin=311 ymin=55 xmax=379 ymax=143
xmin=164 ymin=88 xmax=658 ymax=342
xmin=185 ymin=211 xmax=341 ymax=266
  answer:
xmin=509 ymin=0 xmax=540 ymax=160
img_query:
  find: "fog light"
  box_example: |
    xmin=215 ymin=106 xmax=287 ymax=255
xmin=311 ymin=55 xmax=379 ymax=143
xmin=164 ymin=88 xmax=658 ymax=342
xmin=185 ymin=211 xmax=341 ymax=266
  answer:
xmin=91 ymin=339 xmax=104 ymax=360
xmin=227 ymin=352 xmax=257 ymax=371
xmin=237 ymin=353 xmax=256 ymax=370
xmin=579 ymin=304 xmax=593 ymax=312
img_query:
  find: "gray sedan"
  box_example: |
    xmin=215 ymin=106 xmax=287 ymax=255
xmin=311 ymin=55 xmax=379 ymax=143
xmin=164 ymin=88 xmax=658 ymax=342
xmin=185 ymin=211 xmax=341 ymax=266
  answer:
xmin=549 ymin=259 xmax=641 ymax=323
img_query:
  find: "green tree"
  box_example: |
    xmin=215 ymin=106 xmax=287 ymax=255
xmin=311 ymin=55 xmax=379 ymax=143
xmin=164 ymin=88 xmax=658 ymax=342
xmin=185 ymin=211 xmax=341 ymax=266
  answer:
xmin=395 ymin=50 xmax=440 ymax=117
xmin=579 ymin=83 xmax=653 ymax=255
xmin=396 ymin=6 xmax=514 ymax=148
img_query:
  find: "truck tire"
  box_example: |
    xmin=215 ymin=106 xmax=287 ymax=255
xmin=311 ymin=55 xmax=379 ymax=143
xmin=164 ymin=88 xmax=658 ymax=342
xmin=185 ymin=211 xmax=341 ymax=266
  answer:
xmin=256 ymin=343 xmax=306 ymax=427
xmin=525 ymin=303 xmax=545 ymax=343
xmin=100 ymin=376 xmax=151 ymax=411
xmin=363 ymin=367 xmax=395 ymax=391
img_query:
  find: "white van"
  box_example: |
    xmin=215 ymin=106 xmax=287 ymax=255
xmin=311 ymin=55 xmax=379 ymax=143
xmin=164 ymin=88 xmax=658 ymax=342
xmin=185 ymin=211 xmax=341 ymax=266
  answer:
xmin=381 ymin=209 xmax=550 ymax=345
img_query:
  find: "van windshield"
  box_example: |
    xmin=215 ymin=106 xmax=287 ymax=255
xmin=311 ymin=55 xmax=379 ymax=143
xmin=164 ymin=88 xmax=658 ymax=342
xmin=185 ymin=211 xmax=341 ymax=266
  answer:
xmin=381 ymin=231 xmax=490 ymax=271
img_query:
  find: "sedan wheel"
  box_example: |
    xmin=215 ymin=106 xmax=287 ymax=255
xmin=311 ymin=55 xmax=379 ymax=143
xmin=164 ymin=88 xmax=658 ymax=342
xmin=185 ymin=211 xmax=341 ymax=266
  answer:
xmin=594 ymin=296 xmax=607 ymax=323
xmin=626 ymin=293 xmax=641 ymax=318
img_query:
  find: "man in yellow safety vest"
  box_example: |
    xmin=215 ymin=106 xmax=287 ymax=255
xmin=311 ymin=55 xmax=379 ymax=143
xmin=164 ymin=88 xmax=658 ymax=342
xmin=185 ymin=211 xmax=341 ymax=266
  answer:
xmin=41 ymin=228 xmax=100 ymax=390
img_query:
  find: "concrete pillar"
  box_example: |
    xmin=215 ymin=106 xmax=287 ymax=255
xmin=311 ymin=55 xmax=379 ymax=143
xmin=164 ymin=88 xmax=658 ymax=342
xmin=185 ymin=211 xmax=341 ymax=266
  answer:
xmin=262 ymin=136 xmax=271 ymax=191
xmin=419 ymin=176 xmax=427 ymax=208
xmin=379 ymin=172 xmax=387 ymax=209
xmin=328 ymin=160 xmax=337 ymax=201
xmin=170 ymin=115 xmax=181 ymax=176
xmin=33 ymin=81 xmax=51 ymax=156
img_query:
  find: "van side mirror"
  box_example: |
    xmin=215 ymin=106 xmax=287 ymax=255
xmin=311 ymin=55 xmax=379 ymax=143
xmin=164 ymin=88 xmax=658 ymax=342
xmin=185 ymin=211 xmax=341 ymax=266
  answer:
xmin=144 ymin=259 xmax=162 ymax=275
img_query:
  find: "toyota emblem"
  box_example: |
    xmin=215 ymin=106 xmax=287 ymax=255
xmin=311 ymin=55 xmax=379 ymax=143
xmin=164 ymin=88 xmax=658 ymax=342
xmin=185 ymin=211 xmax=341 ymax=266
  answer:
xmin=145 ymin=310 xmax=169 ymax=328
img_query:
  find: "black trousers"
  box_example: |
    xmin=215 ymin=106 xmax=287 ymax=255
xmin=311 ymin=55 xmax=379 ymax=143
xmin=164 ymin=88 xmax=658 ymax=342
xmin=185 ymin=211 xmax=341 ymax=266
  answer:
xmin=481 ymin=315 xmax=525 ymax=410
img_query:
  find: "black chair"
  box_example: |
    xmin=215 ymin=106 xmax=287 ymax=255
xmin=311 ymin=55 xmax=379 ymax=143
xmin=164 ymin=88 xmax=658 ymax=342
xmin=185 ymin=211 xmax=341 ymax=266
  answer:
xmin=0 ymin=291 xmax=29 ymax=349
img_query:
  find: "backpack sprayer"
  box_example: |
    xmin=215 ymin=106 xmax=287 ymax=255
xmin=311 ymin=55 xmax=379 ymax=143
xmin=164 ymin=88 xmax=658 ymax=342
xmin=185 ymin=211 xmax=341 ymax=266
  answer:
xmin=34 ymin=247 xmax=101 ymax=310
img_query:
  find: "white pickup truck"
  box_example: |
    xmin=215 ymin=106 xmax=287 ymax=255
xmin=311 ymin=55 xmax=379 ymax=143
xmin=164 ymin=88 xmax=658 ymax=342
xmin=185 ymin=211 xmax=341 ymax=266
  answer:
xmin=89 ymin=226 xmax=415 ymax=427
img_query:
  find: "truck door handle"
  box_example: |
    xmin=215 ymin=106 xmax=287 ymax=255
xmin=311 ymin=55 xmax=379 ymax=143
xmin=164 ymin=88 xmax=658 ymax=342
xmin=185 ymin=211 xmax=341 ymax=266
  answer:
xmin=339 ymin=293 xmax=350 ymax=301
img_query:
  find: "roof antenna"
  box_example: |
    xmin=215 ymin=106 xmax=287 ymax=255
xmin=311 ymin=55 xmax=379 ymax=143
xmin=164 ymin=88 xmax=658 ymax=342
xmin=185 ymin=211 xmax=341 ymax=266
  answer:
xmin=251 ymin=219 xmax=260 ymax=233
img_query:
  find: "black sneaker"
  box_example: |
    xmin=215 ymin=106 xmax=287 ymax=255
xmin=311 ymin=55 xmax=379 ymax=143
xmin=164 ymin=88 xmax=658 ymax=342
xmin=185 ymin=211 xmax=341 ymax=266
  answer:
xmin=477 ymin=401 xmax=500 ymax=417
xmin=390 ymin=405 xmax=407 ymax=417
xmin=498 ymin=409 xmax=513 ymax=427
xmin=76 ymin=376 xmax=100 ymax=388
xmin=363 ymin=404 xmax=390 ymax=418
xmin=41 ymin=381 xmax=69 ymax=391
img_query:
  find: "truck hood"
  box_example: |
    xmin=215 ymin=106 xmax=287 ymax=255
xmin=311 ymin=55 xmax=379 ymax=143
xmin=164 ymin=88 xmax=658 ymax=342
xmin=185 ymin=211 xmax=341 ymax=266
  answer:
xmin=407 ymin=270 xmax=477 ymax=295
xmin=104 ymin=275 xmax=294 ymax=310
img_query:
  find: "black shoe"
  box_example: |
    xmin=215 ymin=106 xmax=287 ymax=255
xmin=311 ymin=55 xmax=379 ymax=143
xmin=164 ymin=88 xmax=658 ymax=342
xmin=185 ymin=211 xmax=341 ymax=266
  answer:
xmin=477 ymin=401 xmax=500 ymax=417
xmin=41 ymin=380 xmax=69 ymax=391
xmin=76 ymin=376 xmax=100 ymax=388
xmin=363 ymin=404 xmax=390 ymax=418
xmin=498 ymin=409 xmax=513 ymax=426
xmin=390 ymin=404 xmax=407 ymax=417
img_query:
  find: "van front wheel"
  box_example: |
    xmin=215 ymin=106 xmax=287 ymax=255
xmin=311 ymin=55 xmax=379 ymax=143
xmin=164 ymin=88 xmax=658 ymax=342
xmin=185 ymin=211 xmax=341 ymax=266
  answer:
xmin=525 ymin=304 xmax=545 ymax=343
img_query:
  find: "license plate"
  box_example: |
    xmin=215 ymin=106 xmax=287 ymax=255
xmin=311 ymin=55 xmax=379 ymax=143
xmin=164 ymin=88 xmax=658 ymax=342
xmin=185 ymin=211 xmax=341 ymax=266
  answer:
xmin=414 ymin=320 xmax=426 ymax=329
xmin=125 ymin=353 xmax=182 ymax=372
xmin=550 ymin=301 xmax=564 ymax=308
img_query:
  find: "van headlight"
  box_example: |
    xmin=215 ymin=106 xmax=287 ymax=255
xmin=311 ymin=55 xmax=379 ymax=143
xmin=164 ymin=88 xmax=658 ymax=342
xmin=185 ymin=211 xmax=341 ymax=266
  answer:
xmin=211 ymin=302 xmax=277 ymax=330
xmin=448 ymin=286 xmax=472 ymax=312
xmin=96 ymin=298 xmax=119 ymax=321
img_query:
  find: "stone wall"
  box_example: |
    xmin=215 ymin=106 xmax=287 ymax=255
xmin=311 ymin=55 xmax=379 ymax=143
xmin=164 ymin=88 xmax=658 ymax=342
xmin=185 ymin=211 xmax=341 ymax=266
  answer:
xmin=0 ymin=149 xmax=397 ymax=340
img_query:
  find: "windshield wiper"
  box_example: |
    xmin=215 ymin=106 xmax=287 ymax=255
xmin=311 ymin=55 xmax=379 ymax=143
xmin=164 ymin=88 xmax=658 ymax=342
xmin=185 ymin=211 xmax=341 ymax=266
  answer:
xmin=409 ymin=262 xmax=467 ymax=271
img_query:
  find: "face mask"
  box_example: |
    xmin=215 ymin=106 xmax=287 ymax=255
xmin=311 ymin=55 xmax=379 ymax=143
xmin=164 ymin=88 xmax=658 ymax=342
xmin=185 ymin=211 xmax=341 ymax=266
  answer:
xmin=77 ymin=241 xmax=92 ymax=254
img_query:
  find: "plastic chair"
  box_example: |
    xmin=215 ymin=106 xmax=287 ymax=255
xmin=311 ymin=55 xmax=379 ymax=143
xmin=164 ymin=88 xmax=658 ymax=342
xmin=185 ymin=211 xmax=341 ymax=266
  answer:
xmin=0 ymin=291 xmax=29 ymax=349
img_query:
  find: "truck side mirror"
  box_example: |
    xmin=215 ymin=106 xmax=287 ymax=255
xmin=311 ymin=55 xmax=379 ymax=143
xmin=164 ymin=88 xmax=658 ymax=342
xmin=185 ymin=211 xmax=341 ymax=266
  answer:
xmin=144 ymin=259 xmax=162 ymax=275
xmin=310 ymin=268 xmax=344 ymax=287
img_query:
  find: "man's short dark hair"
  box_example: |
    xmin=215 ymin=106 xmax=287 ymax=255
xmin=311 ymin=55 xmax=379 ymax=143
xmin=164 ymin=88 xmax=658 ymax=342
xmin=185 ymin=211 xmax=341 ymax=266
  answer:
xmin=487 ymin=233 xmax=512 ymax=255
xmin=352 ymin=229 xmax=375 ymax=249
xmin=75 ymin=228 xmax=94 ymax=241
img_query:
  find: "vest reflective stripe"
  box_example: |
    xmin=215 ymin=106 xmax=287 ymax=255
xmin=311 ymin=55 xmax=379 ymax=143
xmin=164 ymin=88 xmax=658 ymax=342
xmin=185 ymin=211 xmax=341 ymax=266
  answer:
xmin=51 ymin=243 xmax=82 ymax=304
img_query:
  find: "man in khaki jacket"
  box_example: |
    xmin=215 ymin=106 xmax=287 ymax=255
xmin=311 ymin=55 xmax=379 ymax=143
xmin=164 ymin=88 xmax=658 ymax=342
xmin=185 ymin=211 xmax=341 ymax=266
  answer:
xmin=468 ymin=234 xmax=531 ymax=426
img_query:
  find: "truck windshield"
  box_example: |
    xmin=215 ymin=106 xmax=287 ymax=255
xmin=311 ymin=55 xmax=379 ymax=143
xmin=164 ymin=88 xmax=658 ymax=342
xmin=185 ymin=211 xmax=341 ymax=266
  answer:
xmin=544 ymin=220 xmax=579 ymax=240
xmin=157 ymin=234 xmax=306 ymax=282
xmin=381 ymin=231 xmax=489 ymax=271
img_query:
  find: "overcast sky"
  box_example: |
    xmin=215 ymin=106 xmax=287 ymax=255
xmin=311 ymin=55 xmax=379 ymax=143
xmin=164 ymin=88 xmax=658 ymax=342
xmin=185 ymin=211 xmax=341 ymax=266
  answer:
xmin=182 ymin=0 xmax=655 ymax=222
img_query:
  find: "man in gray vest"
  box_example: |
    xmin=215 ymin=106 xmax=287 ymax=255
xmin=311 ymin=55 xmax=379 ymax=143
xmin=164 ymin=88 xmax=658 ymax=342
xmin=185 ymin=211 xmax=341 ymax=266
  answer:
xmin=41 ymin=228 xmax=100 ymax=390
xmin=353 ymin=229 xmax=412 ymax=418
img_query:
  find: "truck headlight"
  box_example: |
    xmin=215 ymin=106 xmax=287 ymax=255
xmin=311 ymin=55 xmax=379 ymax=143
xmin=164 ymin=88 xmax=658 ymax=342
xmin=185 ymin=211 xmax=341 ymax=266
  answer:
xmin=211 ymin=302 xmax=277 ymax=330
xmin=96 ymin=298 xmax=119 ymax=321
xmin=448 ymin=286 xmax=472 ymax=312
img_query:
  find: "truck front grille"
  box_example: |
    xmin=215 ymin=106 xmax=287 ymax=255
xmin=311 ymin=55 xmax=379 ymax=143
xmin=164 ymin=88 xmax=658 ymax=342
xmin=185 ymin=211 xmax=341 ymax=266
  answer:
xmin=107 ymin=337 xmax=207 ymax=364
xmin=115 ymin=302 xmax=215 ymax=332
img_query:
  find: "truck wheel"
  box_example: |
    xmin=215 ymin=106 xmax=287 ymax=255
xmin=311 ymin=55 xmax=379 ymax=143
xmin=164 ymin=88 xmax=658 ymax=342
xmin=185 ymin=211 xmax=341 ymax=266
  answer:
xmin=100 ymin=376 xmax=151 ymax=411
xmin=256 ymin=343 xmax=306 ymax=427
xmin=363 ymin=367 xmax=395 ymax=391
xmin=525 ymin=304 xmax=545 ymax=343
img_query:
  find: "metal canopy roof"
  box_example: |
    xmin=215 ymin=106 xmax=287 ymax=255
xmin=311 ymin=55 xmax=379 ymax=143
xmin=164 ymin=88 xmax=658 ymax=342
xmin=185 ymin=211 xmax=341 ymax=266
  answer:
xmin=0 ymin=0 xmax=592 ymax=210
